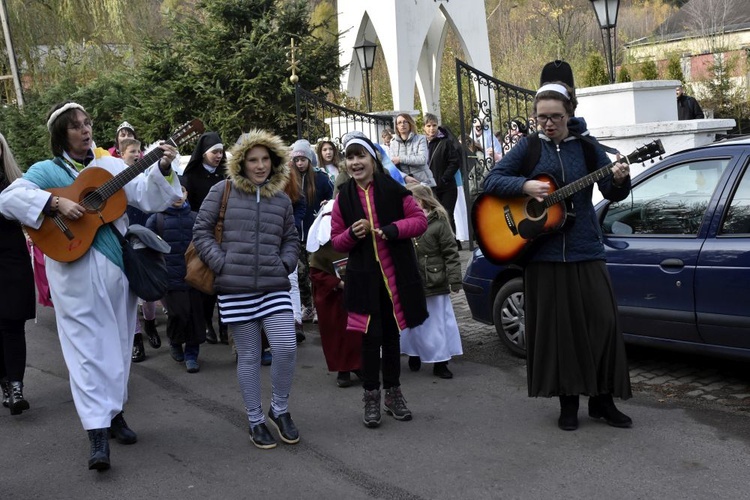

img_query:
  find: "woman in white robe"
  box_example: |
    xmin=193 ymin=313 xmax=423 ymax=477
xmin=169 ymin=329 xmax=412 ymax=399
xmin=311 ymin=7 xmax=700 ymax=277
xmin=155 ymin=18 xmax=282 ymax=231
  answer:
xmin=0 ymin=102 xmax=181 ymax=471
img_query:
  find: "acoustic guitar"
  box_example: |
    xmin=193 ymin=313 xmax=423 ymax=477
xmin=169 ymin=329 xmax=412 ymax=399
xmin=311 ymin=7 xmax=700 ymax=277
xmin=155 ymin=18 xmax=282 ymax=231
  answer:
xmin=472 ymin=140 xmax=665 ymax=265
xmin=26 ymin=119 xmax=204 ymax=262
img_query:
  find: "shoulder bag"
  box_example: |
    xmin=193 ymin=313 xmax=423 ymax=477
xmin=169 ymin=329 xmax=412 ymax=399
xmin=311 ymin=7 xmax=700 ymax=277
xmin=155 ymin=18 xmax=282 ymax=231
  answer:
xmin=184 ymin=180 xmax=231 ymax=294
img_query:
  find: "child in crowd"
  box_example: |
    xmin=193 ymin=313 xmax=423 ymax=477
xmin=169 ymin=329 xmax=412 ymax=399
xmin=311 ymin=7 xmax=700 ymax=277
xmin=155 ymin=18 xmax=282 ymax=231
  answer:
xmin=330 ymin=134 xmax=428 ymax=428
xmin=401 ymin=183 xmax=463 ymax=379
xmin=122 ymin=138 xmax=162 ymax=363
xmin=146 ymin=181 xmax=205 ymax=373
xmin=307 ymin=200 xmax=362 ymax=388
xmin=316 ymin=139 xmax=341 ymax=185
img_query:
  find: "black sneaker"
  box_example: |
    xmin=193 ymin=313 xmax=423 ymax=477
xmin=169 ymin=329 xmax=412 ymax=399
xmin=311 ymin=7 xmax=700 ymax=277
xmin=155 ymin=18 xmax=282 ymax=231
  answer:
xmin=336 ymin=371 xmax=352 ymax=388
xmin=267 ymin=410 xmax=300 ymax=444
xmin=362 ymin=389 xmax=381 ymax=428
xmin=249 ymin=423 xmax=277 ymax=449
xmin=384 ymin=386 xmax=412 ymax=421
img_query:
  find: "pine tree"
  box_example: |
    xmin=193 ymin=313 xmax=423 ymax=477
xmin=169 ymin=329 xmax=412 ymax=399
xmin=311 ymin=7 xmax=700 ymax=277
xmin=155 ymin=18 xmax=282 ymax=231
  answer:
xmin=582 ymin=52 xmax=609 ymax=87
xmin=126 ymin=0 xmax=342 ymax=143
xmin=640 ymin=60 xmax=659 ymax=80
xmin=666 ymin=55 xmax=685 ymax=83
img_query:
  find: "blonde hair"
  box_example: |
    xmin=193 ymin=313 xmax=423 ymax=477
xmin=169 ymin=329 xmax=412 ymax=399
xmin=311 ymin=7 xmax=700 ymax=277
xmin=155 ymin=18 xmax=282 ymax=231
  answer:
xmin=407 ymin=182 xmax=451 ymax=228
xmin=0 ymin=132 xmax=22 ymax=187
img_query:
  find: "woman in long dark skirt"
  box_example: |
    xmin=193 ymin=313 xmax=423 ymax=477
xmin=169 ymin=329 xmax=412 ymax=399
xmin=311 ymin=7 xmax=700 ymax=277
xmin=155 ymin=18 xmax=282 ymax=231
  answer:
xmin=483 ymin=82 xmax=634 ymax=431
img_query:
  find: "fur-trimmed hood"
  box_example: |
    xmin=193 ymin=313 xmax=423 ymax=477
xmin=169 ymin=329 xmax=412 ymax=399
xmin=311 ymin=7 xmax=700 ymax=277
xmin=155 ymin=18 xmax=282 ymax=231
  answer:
xmin=227 ymin=129 xmax=290 ymax=197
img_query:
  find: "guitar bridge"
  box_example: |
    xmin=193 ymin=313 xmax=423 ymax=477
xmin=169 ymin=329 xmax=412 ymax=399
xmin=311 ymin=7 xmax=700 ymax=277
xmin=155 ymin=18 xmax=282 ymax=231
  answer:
xmin=503 ymin=205 xmax=518 ymax=235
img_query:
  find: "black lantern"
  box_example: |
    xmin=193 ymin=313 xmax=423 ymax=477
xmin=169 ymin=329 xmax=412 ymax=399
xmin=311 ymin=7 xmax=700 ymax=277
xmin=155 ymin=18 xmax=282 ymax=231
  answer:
xmin=589 ymin=0 xmax=620 ymax=84
xmin=353 ymin=38 xmax=377 ymax=112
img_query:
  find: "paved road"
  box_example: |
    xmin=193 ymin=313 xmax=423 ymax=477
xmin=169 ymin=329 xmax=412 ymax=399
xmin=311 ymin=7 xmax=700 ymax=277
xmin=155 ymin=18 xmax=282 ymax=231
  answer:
xmin=2 ymin=286 xmax=750 ymax=499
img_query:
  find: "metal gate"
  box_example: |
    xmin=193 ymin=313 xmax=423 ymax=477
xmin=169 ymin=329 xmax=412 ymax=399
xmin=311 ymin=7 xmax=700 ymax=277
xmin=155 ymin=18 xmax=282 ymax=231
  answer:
xmin=456 ymin=59 xmax=535 ymax=242
xmin=295 ymin=86 xmax=393 ymax=147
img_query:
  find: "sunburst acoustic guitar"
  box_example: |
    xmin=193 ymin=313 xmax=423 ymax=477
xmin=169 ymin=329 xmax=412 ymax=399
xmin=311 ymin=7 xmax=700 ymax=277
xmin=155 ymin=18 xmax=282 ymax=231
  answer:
xmin=472 ymin=140 xmax=665 ymax=265
xmin=26 ymin=119 xmax=205 ymax=262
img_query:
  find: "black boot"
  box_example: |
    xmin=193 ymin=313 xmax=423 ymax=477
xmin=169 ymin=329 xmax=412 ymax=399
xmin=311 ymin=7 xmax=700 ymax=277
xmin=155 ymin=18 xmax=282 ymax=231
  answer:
xmin=144 ymin=319 xmax=161 ymax=349
xmin=205 ymin=323 xmax=218 ymax=344
xmin=1 ymin=378 xmax=9 ymax=408
xmin=588 ymin=394 xmax=633 ymax=428
xmin=110 ymin=411 xmax=138 ymax=444
xmin=8 ymin=381 xmax=30 ymax=415
xmin=558 ymin=395 xmax=579 ymax=431
xmin=88 ymin=428 xmax=110 ymax=471
xmin=219 ymin=322 xmax=229 ymax=345
xmin=408 ymin=356 xmax=421 ymax=372
xmin=131 ymin=334 xmax=145 ymax=363
xmin=433 ymin=361 xmax=453 ymax=379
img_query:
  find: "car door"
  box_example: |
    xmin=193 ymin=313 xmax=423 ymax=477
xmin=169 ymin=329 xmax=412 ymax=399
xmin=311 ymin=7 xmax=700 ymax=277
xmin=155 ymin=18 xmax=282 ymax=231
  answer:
xmin=695 ymin=153 xmax=750 ymax=350
xmin=598 ymin=152 xmax=735 ymax=343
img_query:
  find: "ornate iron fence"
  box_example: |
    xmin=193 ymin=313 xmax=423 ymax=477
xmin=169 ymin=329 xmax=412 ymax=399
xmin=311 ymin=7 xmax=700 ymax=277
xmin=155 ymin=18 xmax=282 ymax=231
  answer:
xmin=295 ymin=86 xmax=393 ymax=147
xmin=456 ymin=59 xmax=535 ymax=242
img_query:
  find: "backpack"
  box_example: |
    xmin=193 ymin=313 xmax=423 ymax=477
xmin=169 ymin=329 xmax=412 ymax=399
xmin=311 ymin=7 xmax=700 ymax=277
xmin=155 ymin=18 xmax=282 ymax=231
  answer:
xmin=520 ymin=132 xmax=618 ymax=178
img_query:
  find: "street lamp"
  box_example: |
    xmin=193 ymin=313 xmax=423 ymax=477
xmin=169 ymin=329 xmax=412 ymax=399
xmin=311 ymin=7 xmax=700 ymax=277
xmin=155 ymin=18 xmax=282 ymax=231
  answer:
xmin=353 ymin=38 xmax=377 ymax=112
xmin=589 ymin=0 xmax=620 ymax=84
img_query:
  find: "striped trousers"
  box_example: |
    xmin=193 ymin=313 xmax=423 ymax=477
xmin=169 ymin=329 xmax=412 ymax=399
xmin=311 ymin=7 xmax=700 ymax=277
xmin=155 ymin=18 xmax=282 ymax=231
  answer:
xmin=230 ymin=311 xmax=296 ymax=426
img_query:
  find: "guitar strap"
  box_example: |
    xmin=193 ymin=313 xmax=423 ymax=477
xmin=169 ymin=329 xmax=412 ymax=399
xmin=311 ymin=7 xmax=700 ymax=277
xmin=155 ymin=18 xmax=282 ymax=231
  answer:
xmin=52 ymin=157 xmax=78 ymax=182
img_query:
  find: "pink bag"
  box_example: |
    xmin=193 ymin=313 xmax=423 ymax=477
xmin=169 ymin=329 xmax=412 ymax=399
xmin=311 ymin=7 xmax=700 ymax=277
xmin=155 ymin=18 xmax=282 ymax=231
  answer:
xmin=27 ymin=240 xmax=53 ymax=308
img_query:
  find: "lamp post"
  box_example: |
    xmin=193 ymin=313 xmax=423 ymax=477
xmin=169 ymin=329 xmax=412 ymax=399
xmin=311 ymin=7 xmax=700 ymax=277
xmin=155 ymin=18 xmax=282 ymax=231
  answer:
xmin=589 ymin=0 xmax=620 ymax=84
xmin=353 ymin=38 xmax=377 ymax=112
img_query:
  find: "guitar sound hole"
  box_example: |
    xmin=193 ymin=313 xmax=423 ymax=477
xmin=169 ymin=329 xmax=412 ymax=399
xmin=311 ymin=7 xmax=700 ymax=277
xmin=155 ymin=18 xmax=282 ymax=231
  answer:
xmin=83 ymin=191 xmax=104 ymax=211
xmin=526 ymin=199 xmax=545 ymax=219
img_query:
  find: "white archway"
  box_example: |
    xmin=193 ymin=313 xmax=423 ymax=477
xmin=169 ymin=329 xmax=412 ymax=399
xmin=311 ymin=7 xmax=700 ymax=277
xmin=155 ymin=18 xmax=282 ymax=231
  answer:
xmin=339 ymin=0 xmax=492 ymax=118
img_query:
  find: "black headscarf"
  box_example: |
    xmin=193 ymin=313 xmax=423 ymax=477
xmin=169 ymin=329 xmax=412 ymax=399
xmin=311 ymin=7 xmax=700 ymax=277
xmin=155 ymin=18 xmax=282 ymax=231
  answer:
xmin=183 ymin=131 xmax=227 ymax=175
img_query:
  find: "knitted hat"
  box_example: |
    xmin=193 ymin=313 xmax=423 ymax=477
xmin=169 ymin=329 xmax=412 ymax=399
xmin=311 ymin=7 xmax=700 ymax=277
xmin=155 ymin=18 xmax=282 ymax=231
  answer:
xmin=290 ymin=139 xmax=315 ymax=163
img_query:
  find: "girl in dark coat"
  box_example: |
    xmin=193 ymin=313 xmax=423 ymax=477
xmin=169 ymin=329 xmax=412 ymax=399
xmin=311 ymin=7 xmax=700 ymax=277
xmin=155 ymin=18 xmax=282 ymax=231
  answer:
xmin=146 ymin=182 xmax=204 ymax=373
xmin=0 ymin=132 xmax=35 ymax=415
xmin=182 ymin=132 xmax=227 ymax=344
xmin=290 ymin=139 xmax=333 ymax=322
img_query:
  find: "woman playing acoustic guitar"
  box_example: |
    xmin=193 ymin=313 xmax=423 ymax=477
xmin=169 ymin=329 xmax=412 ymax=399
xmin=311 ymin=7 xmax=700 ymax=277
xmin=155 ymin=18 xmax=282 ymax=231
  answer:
xmin=0 ymin=102 xmax=182 ymax=471
xmin=482 ymin=82 xmax=634 ymax=432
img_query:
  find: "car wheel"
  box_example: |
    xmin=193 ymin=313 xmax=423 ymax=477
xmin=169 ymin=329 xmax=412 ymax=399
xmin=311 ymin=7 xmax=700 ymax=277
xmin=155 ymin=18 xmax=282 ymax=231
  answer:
xmin=492 ymin=277 xmax=526 ymax=357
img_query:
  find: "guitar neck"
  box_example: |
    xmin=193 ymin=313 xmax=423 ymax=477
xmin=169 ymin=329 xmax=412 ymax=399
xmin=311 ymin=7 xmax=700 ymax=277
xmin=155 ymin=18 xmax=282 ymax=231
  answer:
xmin=544 ymin=163 xmax=614 ymax=207
xmin=93 ymin=139 xmax=174 ymax=202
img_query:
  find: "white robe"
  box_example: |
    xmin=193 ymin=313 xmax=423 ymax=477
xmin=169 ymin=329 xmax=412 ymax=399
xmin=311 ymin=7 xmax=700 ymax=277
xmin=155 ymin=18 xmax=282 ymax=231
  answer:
xmin=0 ymin=150 xmax=181 ymax=429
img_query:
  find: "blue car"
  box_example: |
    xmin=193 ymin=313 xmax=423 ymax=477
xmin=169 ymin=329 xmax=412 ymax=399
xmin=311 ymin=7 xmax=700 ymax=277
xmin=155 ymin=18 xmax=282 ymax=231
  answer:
xmin=463 ymin=137 xmax=750 ymax=360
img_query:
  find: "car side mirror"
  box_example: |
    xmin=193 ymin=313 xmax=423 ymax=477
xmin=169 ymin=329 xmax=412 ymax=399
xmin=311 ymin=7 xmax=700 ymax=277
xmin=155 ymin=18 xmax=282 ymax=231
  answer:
xmin=611 ymin=220 xmax=634 ymax=235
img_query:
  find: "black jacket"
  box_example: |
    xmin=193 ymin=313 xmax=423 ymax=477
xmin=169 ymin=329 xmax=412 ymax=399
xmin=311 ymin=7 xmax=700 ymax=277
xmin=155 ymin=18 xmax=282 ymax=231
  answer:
xmin=677 ymin=94 xmax=704 ymax=120
xmin=427 ymin=127 xmax=460 ymax=189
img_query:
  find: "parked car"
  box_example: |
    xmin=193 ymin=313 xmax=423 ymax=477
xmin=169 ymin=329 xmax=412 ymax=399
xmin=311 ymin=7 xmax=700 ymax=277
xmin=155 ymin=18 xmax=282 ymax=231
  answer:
xmin=463 ymin=137 xmax=750 ymax=360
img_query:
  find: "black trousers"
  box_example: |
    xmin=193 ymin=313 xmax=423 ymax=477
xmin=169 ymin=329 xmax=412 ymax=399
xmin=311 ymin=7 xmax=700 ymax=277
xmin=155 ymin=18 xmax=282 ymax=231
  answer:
xmin=0 ymin=319 xmax=27 ymax=381
xmin=165 ymin=289 xmax=206 ymax=345
xmin=434 ymin=185 xmax=458 ymax=234
xmin=361 ymin=282 xmax=401 ymax=391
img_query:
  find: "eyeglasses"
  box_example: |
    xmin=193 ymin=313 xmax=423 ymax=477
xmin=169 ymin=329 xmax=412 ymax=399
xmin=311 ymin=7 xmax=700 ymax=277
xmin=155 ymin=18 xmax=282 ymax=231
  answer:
xmin=67 ymin=119 xmax=93 ymax=131
xmin=535 ymin=114 xmax=566 ymax=124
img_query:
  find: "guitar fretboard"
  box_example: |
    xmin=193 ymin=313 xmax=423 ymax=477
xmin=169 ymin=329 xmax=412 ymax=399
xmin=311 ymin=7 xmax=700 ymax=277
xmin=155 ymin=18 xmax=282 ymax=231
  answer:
xmin=82 ymin=139 xmax=175 ymax=208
